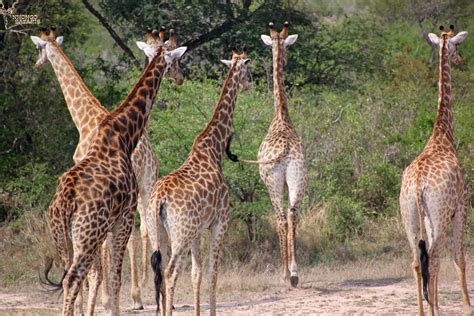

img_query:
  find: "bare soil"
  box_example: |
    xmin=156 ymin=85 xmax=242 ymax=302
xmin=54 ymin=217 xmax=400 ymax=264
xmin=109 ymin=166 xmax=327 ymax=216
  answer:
xmin=1 ymin=255 xmax=473 ymax=315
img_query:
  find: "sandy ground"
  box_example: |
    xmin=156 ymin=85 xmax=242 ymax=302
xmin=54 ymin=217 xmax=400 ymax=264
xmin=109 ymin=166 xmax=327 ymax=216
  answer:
xmin=1 ymin=255 xmax=473 ymax=315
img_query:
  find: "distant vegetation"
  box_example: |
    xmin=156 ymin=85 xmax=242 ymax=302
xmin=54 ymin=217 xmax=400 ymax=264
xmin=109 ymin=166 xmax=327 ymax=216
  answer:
xmin=0 ymin=0 xmax=473 ymax=281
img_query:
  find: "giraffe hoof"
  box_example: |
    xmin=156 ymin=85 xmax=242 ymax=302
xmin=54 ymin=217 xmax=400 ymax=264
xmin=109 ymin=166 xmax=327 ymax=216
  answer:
xmin=290 ymin=275 xmax=299 ymax=287
xmin=132 ymin=305 xmax=144 ymax=310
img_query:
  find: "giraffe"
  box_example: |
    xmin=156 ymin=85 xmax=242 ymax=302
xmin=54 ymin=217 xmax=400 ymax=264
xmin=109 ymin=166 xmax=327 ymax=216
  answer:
xmin=35 ymin=33 xmax=186 ymax=315
xmin=230 ymin=21 xmax=307 ymax=287
xmin=399 ymin=25 xmax=471 ymax=316
xmin=31 ymin=27 xmax=185 ymax=311
xmin=146 ymin=48 xmax=252 ymax=316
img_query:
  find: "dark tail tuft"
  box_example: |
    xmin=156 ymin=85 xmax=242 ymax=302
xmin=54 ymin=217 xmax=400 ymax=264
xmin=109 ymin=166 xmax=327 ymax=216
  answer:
xmin=225 ymin=133 xmax=239 ymax=162
xmin=418 ymin=239 xmax=430 ymax=303
xmin=151 ymin=250 xmax=163 ymax=312
xmin=39 ymin=257 xmax=66 ymax=295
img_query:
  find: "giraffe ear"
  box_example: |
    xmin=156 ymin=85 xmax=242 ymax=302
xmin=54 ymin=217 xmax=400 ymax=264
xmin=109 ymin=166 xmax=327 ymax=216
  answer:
xmin=136 ymin=41 xmax=149 ymax=51
xmin=261 ymin=35 xmax=272 ymax=46
xmin=167 ymin=46 xmax=187 ymax=59
xmin=165 ymin=46 xmax=187 ymax=63
xmin=30 ymin=36 xmax=47 ymax=48
xmin=428 ymin=33 xmax=440 ymax=46
xmin=449 ymin=31 xmax=468 ymax=45
xmin=220 ymin=59 xmax=232 ymax=68
xmin=56 ymin=36 xmax=64 ymax=46
xmin=243 ymin=58 xmax=251 ymax=64
xmin=284 ymin=34 xmax=298 ymax=47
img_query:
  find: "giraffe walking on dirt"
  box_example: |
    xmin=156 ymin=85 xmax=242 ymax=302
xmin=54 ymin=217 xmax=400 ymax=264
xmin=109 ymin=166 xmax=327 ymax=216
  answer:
xmin=146 ymin=48 xmax=252 ymax=316
xmin=38 ymin=31 xmax=186 ymax=314
xmin=230 ymin=22 xmax=307 ymax=287
xmin=31 ymin=27 xmax=185 ymax=312
xmin=399 ymin=25 xmax=471 ymax=316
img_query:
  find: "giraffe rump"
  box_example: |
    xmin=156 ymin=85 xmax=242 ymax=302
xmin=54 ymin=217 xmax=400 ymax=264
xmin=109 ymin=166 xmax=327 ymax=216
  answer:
xmin=151 ymin=250 xmax=162 ymax=312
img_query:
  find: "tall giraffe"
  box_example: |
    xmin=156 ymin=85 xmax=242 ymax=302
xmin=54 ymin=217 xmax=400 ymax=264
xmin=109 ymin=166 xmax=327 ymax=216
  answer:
xmin=400 ymin=25 xmax=471 ymax=316
xmin=231 ymin=22 xmax=307 ymax=287
xmin=36 ymin=34 xmax=186 ymax=315
xmin=31 ymin=27 xmax=185 ymax=311
xmin=146 ymin=48 xmax=252 ymax=316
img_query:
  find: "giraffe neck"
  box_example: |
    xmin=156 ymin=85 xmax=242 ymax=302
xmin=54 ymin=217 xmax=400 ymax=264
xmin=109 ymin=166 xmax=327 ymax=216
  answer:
xmin=91 ymin=51 xmax=167 ymax=158
xmin=191 ymin=63 xmax=240 ymax=164
xmin=432 ymin=39 xmax=454 ymax=144
xmin=273 ymin=42 xmax=290 ymax=121
xmin=45 ymin=43 xmax=108 ymax=131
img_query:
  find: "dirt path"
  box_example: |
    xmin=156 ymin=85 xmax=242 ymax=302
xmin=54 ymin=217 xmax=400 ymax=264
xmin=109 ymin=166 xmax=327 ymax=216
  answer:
xmin=1 ymin=257 xmax=473 ymax=315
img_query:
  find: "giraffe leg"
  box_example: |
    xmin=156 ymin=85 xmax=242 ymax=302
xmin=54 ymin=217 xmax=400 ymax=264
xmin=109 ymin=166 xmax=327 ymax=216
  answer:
xmin=287 ymin=207 xmax=298 ymax=287
xmin=110 ymin=213 xmax=135 ymax=315
xmin=165 ymin=246 xmax=186 ymax=316
xmin=85 ymin=256 xmax=102 ymax=316
xmin=433 ymin=274 xmax=439 ymax=311
xmin=276 ymin=211 xmax=289 ymax=281
xmin=75 ymin=285 xmax=84 ymax=316
xmin=139 ymin=213 xmax=149 ymax=288
xmin=62 ymin=254 xmax=95 ymax=315
xmin=100 ymin=236 xmax=111 ymax=312
xmin=261 ymin=164 xmax=287 ymax=281
xmin=427 ymin=243 xmax=442 ymax=316
xmin=127 ymin=225 xmax=143 ymax=310
xmin=412 ymin=257 xmax=424 ymax=316
xmin=159 ymin=230 xmax=169 ymax=313
xmin=208 ymin=220 xmax=228 ymax=316
xmin=191 ymin=238 xmax=202 ymax=316
xmin=286 ymin=158 xmax=306 ymax=287
xmin=452 ymin=206 xmax=472 ymax=314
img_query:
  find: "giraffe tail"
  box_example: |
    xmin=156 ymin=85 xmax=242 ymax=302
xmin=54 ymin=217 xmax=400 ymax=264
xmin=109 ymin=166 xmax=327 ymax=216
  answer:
xmin=418 ymin=239 xmax=430 ymax=303
xmin=151 ymin=198 xmax=166 ymax=312
xmin=415 ymin=180 xmax=430 ymax=304
xmin=151 ymin=250 xmax=162 ymax=312
xmin=225 ymin=133 xmax=239 ymax=162
xmin=225 ymin=133 xmax=284 ymax=164
xmin=41 ymin=191 xmax=75 ymax=295
xmin=40 ymin=256 xmax=67 ymax=294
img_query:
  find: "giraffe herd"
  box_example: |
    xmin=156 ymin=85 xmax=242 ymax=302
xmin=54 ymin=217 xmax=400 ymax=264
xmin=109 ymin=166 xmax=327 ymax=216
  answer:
xmin=29 ymin=21 xmax=471 ymax=316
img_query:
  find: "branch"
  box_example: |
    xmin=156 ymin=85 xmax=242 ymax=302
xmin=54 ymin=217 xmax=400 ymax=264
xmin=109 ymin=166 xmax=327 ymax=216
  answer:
xmin=182 ymin=1 xmax=259 ymax=51
xmin=81 ymin=0 xmax=140 ymax=69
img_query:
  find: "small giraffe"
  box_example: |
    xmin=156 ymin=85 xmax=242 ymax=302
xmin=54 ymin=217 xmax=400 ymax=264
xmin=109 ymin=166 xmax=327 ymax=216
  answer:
xmin=146 ymin=48 xmax=252 ymax=316
xmin=231 ymin=22 xmax=307 ymax=287
xmin=41 ymin=35 xmax=186 ymax=315
xmin=400 ymin=25 xmax=471 ymax=316
xmin=31 ymin=27 xmax=185 ymax=311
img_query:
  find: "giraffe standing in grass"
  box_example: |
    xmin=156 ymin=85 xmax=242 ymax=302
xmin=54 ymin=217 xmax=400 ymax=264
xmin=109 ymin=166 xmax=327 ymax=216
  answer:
xmin=232 ymin=22 xmax=307 ymax=287
xmin=31 ymin=27 xmax=185 ymax=311
xmin=35 ymin=31 xmax=186 ymax=315
xmin=146 ymin=48 xmax=252 ymax=316
xmin=400 ymin=25 xmax=471 ymax=316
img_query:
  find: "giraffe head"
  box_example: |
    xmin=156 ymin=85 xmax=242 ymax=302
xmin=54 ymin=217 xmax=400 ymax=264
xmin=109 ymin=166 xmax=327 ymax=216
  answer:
xmin=220 ymin=47 xmax=252 ymax=91
xmin=261 ymin=21 xmax=297 ymax=67
xmin=30 ymin=27 xmax=64 ymax=68
xmin=136 ymin=27 xmax=187 ymax=85
xmin=428 ymin=25 xmax=468 ymax=65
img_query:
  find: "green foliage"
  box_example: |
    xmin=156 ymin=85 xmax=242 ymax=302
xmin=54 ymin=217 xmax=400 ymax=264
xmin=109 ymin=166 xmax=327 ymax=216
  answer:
xmin=1 ymin=162 xmax=56 ymax=222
